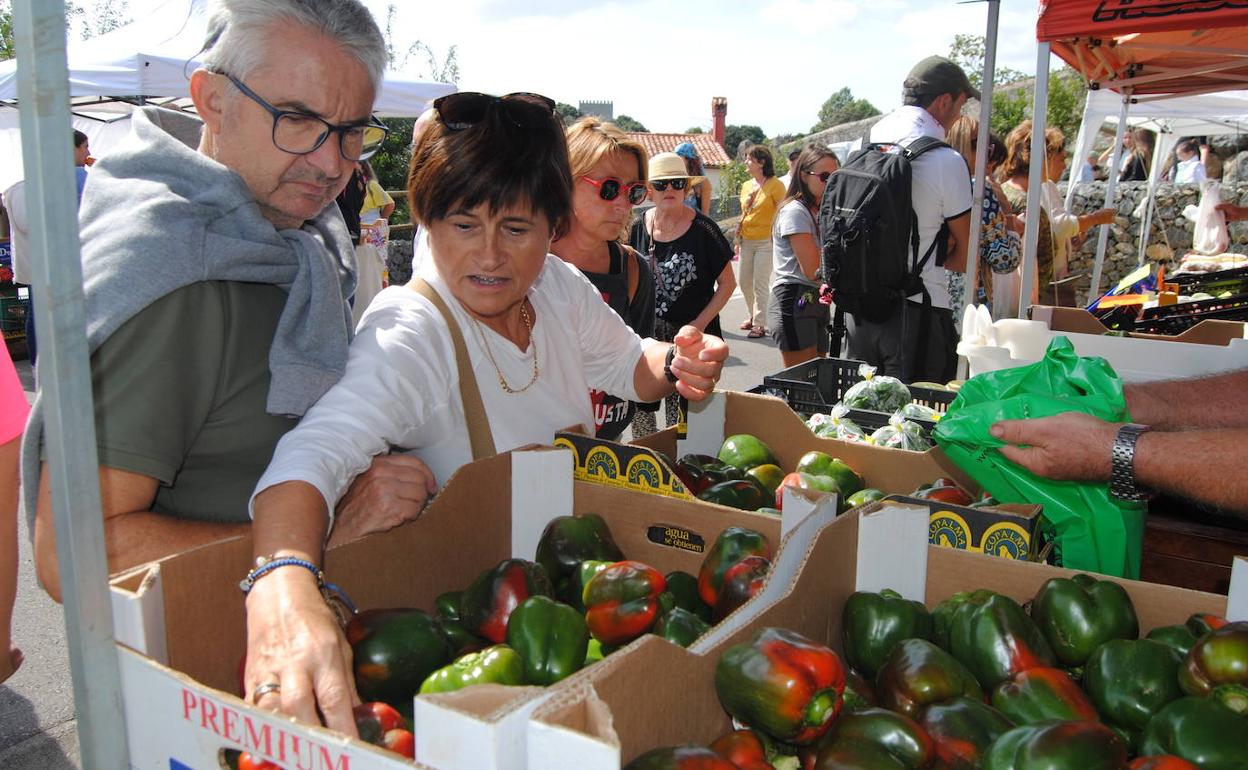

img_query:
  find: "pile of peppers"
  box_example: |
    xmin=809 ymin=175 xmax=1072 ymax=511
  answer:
xmin=629 ymin=574 xmax=1247 ymax=770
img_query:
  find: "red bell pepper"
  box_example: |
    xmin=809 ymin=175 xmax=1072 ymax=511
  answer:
xmin=1129 ymin=757 xmax=1202 ymax=770
xmin=1178 ymin=620 xmax=1248 ymax=697
xmin=583 ymin=560 xmax=667 ymax=646
xmin=990 ymin=667 xmax=1100 ymax=725
xmin=715 ymin=627 xmax=846 ymax=745
xmin=698 ymin=527 xmax=773 ymax=607
xmin=712 ymin=554 xmax=772 ymax=622
xmin=353 ymin=701 xmax=415 ymax=759
xmin=459 ymin=558 xmax=554 ymax=644
xmin=709 ymin=730 xmax=776 ymax=770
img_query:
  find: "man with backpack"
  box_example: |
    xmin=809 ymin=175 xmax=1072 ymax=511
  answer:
xmin=822 ymin=56 xmax=974 ymax=384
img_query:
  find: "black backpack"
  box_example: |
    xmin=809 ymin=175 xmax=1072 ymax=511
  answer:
xmin=818 ymin=136 xmax=950 ymax=326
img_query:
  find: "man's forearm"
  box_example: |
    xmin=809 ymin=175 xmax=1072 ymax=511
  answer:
xmin=1133 ymin=428 xmax=1248 ymax=514
xmin=1125 ymin=370 xmax=1248 ymax=430
xmin=105 ymin=513 xmax=251 ymax=573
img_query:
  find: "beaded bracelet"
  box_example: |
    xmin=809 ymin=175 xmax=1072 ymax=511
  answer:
xmin=239 ymin=555 xmax=357 ymax=625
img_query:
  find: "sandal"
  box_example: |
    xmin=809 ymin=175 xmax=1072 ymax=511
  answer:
xmin=739 ymin=318 xmax=754 ymax=330
xmin=0 ymin=646 xmax=23 ymax=685
xmin=747 ymin=325 xmax=766 ymax=339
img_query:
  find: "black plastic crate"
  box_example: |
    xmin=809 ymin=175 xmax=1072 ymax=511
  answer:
xmin=0 ymin=294 xmax=27 ymax=334
xmin=1133 ymin=292 xmax=1248 ymax=336
xmin=762 ymin=357 xmax=955 ymax=418
xmin=1170 ymin=266 xmax=1248 ymax=296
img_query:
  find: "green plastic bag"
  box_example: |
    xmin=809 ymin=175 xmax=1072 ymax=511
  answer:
xmin=932 ymin=338 xmax=1145 ymax=578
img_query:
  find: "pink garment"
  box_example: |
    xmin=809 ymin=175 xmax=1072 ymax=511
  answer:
xmin=0 ymin=352 xmax=28 ymax=444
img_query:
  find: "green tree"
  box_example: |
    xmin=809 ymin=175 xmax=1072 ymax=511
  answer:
xmin=948 ymin=33 xmax=1027 ymax=89
xmin=684 ymin=126 xmax=704 ymax=134
xmin=556 ymin=102 xmax=583 ymax=126
xmin=0 ymin=2 xmax=12 ymax=62
xmin=614 ymin=114 xmax=648 ymax=132
xmin=989 ymin=69 xmax=1087 ymax=145
xmin=723 ymin=125 xmax=765 ymax=158
xmin=715 ymin=160 xmax=749 ymax=219
xmin=79 ymin=0 xmax=128 ymax=38
xmin=384 ymin=3 xmax=459 ymax=82
xmin=810 ymin=87 xmax=880 ymax=133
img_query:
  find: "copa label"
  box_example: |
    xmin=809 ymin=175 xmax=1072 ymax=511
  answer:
xmin=929 ymin=511 xmax=971 ymax=550
xmin=980 ymin=522 xmax=1031 ymax=561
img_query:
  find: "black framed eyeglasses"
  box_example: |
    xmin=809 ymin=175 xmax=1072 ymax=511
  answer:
xmin=804 ymin=170 xmax=834 ymax=184
xmin=433 ymin=91 xmax=557 ymax=130
xmin=222 ymin=73 xmax=388 ymax=161
xmin=650 ymin=178 xmax=689 ymax=192
xmin=581 ymin=176 xmax=647 ymax=205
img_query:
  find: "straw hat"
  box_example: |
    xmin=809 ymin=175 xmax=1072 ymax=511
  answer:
xmin=648 ymin=152 xmax=704 ymax=186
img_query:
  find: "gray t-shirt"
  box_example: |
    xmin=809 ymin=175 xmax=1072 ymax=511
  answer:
xmin=771 ymin=200 xmax=820 ymax=289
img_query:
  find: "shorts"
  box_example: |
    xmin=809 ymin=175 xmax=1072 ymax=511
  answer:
xmin=767 ymin=283 xmax=830 ymax=353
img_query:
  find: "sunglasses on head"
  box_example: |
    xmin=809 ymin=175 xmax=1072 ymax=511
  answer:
xmin=804 ymin=170 xmax=834 ymax=184
xmin=433 ymin=91 xmax=557 ymax=130
xmin=650 ymin=178 xmax=689 ymax=192
xmin=581 ymin=176 xmax=648 ymax=205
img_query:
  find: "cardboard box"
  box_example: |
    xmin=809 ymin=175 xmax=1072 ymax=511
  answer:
xmin=959 ymin=304 xmax=1248 ymax=381
xmin=527 ymin=502 xmax=1234 ymax=770
xmin=633 ymin=390 xmax=970 ymax=495
xmin=886 ymin=495 xmax=1048 ymax=562
xmin=553 ymin=431 xmax=691 ymax=500
xmin=110 ymin=448 xmax=814 ymax=770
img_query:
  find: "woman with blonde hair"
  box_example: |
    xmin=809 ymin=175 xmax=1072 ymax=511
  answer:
xmin=552 ymin=117 xmax=655 ymax=439
xmin=999 ymin=121 xmax=1115 ymax=306
xmin=944 ymin=116 xmax=1022 ymax=320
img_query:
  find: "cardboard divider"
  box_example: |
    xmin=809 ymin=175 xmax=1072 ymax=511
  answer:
xmin=529 ymin=502 xmax=1229 ymax=770
xmin=1031 ymin=306 xmax=1247 ymax=345
xmin=111 ymin=447 xmax=789 ymax=770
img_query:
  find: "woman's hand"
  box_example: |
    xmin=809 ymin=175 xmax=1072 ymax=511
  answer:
xmin=329 ymin=454 xmax=438 ymax=547
xmin=244 ymin=567 xmax=360 ymax=736
xmin=670 ymin=326 xmax=728 ymax=402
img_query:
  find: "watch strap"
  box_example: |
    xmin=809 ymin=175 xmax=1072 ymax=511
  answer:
xmin=1110 ymin=423 xmax=1151 ymax=501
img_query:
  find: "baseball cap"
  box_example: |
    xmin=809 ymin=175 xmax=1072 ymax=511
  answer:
xmin=903 ymin=56 xmax=980 ymax=102
xmin=673 ymin=142 xmax=698 ymax=160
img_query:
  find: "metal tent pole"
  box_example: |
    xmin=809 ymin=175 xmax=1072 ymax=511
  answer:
xmin=12 ymin=1 xmax=130 ymax=767
xmin=964 ymin=0 xmax=1000 ymax=316
xmin=1019 ymin=42 xmax=1052 ymax=318
xmin=1090 ymin=90 xmax=1133 ymax=298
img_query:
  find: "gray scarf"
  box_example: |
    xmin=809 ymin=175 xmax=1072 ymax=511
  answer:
xmin=22 ymin=106 xmax=357 ymax=525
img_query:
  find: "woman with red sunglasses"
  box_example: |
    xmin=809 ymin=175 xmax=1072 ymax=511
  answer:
xmin=552 ymin=117 xmax=655 ymax=440
xmin=244 ymin=93 xmax=728 ymax=732
xmin=629 ymin=152 xmax=736 ymax=436
xmin=767 ymin=144 xmax=839 ymax=367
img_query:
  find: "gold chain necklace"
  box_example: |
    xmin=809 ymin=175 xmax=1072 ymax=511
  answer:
xmin=470 ymin=300 xmax=539 ymax=394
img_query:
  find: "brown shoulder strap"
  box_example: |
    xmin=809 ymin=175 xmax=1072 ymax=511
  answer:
xmin=411 ymin=279 xmax=497 ymax=460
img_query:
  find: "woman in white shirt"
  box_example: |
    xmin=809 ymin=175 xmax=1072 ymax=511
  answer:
xmin=242 ymin=91 xmax=729 ymax=734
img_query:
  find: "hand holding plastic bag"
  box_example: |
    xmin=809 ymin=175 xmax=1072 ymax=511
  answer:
xmin=931 ymin=337 xmax=1145 ymax=578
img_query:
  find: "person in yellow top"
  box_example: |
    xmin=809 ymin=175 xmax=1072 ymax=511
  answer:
xmin=737 ymin=145 xmax=787 ymax=338
xmin=353 ymin=160 xmax=396 ymax=325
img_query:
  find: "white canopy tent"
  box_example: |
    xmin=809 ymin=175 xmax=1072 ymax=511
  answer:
xmin=0 ymin=0 xmax=456 ymax=190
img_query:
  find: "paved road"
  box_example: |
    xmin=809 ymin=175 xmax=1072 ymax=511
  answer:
xmin=0 ymin=279 xmax=791 ymax=769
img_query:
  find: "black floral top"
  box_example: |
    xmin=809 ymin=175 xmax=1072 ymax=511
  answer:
xmin=629 ymin=210 xmax=733 ymax=333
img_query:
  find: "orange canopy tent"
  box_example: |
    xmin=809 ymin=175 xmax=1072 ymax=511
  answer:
xmin=1037 ymin=0 xmax=1248 ymax=96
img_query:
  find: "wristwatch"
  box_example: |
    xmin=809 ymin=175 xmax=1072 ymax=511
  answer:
xmin=1109 ymin=423 xmax=1152 ymax=501
xmin=663 ymin=345 xmax=678 ymax=384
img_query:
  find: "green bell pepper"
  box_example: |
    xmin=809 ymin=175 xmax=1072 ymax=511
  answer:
xmin=990 ymin=667 xmax=1099 ymax=725
xmin=698 ymin=526 xmax=773 ymax=607
xmin=418 ymin=644 xmax=525 ymax=694
xmin=584 ymin=560 xmax=666 ymax=646
xmin=623 ymin=745 xmax=739 ymax=770
xmin=942 ymin=589 xmax=1056 ymax=689
xmin=715 ymin=626 xmax=846 ymax=745
xmin=874 ymin=638 xmax=982 ymax=720
xmin=1084 ymin=638 xmax=1183 ymax=740
xmin=505 ymin=595 xmax=589 ymax=686
xmin=697 ymin=478 xmax=772 ymax=511
xmin=1147 ymin=613 xmax=1230 ymax=658
xmin=1140 ymin=697 xmax=1248 ymax=770
xmin=809 ymin=707 xmax=935 ymax=770
xmin=1178 ymin=621 xmax=1248 ymax=697
xmin=346 ymin=608 xmax=454 ymax=712
xmin=435 ymin=590 xmax=462 ymax=622
xmin=534 ymin=513 xmax=625 ymax=608
xmin=1031 ymin=574 xmax=1139 ymax=668
xmin=662 ymin=570 xmax=712 ymax=623
xmin=842 ymin=588 xmax=934 ymax=680
xmin=436 ymin=616 xmax=489 ymax=657
xmin=982 ymin=721 xmax=1127 ymax=770
xmin=1211 ymin=683 xmax=1248 ymax=716
xmin=919 ymin=697 xmax=1014 ymax=770
xmin=842 ymin=668 xmax=878 ymax=714
xmin=459 ymin=558 xmax=554 ymax=644
xmin=653 ymin=607 xmax=710 ymax=648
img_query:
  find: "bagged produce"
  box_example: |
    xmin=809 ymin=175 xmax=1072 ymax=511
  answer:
xmin=869 ymin=413 xmax=933 ymax=452
xmin=843 ymin=364 xmax=911 ymax=413
xmin=932 ymin=337 xmax=1145 ymax=578
xmin=900 ymin=402 xmax=942 ymax=422
xmin=806 ymin=404 xmax=866 ymax=441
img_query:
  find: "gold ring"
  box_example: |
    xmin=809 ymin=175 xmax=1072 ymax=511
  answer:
xmin=252 ymin=682 xmax=282 ymax=700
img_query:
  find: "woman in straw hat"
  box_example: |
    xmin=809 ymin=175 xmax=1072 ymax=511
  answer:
xmin=629 ymin=151 xmax=736 ymax=435
xmin=674 ymin=141 xmax=712 ymax=215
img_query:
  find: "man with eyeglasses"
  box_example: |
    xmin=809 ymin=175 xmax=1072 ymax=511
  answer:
xmin=27 ymin=0 xmax=414 ymax=600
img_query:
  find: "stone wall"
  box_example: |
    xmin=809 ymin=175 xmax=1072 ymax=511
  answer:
xmin=1059 ymin=181 xmax=1248 ymax=301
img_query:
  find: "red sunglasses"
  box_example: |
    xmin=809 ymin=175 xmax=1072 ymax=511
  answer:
xmin=581 ymin=176 xmax=648 ymax=205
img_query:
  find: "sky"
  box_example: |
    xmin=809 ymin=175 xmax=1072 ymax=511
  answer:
xmin=366 ymin=0 xmax=1042 ymax=136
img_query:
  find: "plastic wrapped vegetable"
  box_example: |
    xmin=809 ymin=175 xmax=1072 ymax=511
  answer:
xmin=869 ymin=414 xmax=933 ymax=452
xmin=808 ymin=404 xmax=866 ymax=441
xmin=843 ymin=364 xmax=911 ymax=413
xmin=901 ymin=402 xmax=942 ymax=422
